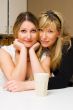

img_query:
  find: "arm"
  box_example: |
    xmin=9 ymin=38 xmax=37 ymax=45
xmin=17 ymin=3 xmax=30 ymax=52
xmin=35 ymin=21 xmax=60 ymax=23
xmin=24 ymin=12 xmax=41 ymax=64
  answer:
xmin=0 ymin=39 xmax=27 ymax=80
xmin=4 ymin=80 xmax=35 ymax=92
xmin=29 ymin=42 xmax=50 ymax=76
xmin=4 ymin=41 xmax=73 ymax=91
xmin=0 ymin=48 xmax=15 ymax=79
xmin=4 ymin=40 xmax=73 ymax=91
xmin=4 ymin=43 xmax=50 ymax=92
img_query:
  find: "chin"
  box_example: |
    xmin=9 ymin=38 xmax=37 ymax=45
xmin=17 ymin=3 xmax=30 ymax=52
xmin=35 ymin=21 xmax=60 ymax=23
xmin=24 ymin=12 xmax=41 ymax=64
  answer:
xmin=41 ymin=44 xmax=48 ymax=48
xmin=25 ymin=44 xmax=32 ymax=48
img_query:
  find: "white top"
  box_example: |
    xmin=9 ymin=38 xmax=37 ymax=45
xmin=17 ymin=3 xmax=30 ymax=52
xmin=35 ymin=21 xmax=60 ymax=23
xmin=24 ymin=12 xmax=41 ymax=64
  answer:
xmin=0 ymin=87 xmax=73 ymax=110
xmin=0 ymin=45 xmax=47 ymax=87
xmin=0 ymin=44 xmax=15 ymax=87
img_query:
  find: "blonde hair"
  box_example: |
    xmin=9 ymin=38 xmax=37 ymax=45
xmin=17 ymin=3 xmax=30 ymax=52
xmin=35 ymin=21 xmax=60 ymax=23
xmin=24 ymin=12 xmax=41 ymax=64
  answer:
xmin=38 ymin=10 xmax=71 ymax=70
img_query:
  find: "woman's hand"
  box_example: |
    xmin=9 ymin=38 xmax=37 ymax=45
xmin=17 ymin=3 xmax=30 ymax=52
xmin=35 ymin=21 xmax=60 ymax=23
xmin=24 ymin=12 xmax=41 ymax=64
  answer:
xmin=13 ymin=39 xmax=27 ymax=52
xmin=4 ymin=80 xmax=35 ymax=92
xmin=4 ymin=80 xmax=26 ymax=92
xmin=29 ymin=42 xmax=40 ymax=52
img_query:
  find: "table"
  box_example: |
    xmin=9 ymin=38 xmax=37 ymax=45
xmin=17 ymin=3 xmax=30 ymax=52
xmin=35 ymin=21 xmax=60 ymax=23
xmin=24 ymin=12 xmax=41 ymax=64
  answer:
xmin=0 ymin=87 xmax=73 ymax=110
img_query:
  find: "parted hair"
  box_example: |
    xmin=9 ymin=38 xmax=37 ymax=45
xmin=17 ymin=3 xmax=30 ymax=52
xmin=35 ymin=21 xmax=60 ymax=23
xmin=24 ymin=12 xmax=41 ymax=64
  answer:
xmin=13 ymin=11 xmax=39 ymax=38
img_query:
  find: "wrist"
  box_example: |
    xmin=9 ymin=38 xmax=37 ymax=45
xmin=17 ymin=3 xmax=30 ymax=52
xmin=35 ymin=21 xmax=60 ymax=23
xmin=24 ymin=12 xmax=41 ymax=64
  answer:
xmin=24 ymin=80 xmax=35 ymax=90
xmin=29 ymin=48 xmax=35 ymax=55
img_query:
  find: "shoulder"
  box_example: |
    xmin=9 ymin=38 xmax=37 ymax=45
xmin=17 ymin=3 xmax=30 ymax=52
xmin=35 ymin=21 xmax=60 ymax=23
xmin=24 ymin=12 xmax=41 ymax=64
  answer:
xmin=0 ymin=45 xmax=13 ymax=55
xmin=0 ymin=44 xmax=15 ymax=60
xmin=0 ymin=47 xmax=10 ymax=61
xmin=1 ymin=44 xmax=14 ymax=51
xmin=1 ymin=44 xmax=15 ymax=56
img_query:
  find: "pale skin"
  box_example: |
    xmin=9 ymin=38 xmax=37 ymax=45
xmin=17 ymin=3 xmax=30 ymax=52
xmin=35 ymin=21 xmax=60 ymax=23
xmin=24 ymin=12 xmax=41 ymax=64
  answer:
xmin=0 ymin=21 xmax=40 ymax=81
xmin=3 ymin=41 xmax=51 ymax=92
xmin=0 ymin=20 xmax=51 ymax=92
xmin=3 ymin=22 xmax=60 ymax=92
xmin=4 ymin=24 xmax=59 ymax=92
xmin=39 ymin=24 xmax=60 ymax=48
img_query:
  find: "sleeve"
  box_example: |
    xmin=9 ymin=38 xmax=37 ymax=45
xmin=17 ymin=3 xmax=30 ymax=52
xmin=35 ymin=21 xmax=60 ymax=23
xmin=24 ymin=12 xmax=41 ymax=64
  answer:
xmin=48 ymin=40 xmax=73 ymax=90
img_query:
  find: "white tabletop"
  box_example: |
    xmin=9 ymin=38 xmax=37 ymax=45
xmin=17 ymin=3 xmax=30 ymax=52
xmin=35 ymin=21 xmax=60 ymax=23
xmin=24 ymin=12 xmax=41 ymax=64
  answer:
xmin=0 ymin=87 xmax=73 ymax=110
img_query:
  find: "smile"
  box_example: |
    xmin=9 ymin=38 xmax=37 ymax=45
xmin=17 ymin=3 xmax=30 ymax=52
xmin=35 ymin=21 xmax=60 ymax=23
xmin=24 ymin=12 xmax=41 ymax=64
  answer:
xmin=41 ymin=40 xmax=49 ymax=43
xmin=23 ymin=39 xmax=32 ymax=42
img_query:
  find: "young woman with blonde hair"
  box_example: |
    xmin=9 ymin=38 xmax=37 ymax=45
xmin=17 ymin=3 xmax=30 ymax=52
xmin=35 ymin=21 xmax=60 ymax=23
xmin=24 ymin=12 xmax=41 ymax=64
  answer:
xmin=38 ymin=10 xmax=73 ymax=89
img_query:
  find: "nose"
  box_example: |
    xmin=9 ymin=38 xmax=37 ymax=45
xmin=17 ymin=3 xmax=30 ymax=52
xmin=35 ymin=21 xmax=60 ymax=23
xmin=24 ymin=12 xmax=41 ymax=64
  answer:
xmin=27 ymin=32 xmax=31 ymax=39
xmin=41 ymin=31 xmax=47 ymax=40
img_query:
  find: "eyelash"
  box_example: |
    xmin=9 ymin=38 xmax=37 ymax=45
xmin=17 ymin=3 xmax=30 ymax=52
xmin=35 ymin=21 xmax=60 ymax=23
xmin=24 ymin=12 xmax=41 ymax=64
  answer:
xmin=20 ymin=29 xmax=37 ymax=33
xmin=48 ymin=30 xmax=53 ymax=33
xmin=39 ymin=29 xmax=53 ymax=33
xmin=21 ymin=30 xmax=26 ymax=33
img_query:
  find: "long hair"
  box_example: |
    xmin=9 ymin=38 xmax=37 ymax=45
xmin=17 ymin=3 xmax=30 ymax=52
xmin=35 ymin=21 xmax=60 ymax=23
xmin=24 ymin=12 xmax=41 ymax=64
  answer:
xmin=38 ymin=10 xmax=71 ymax=70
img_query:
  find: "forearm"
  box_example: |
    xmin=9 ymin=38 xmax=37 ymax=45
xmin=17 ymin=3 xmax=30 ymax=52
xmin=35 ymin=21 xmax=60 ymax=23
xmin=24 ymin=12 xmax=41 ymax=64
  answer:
xmin=0 ymin=43 xmax=27 ymax=81
xmin=12 ymin=50 xmax=27 ymax=80
xmin=29 ymin=50 xmax=44 ymax=73
xmin=4 ymin=80 xmax=35 ymax=92
xmin=23 ymin=80 xmax=35 ymax=90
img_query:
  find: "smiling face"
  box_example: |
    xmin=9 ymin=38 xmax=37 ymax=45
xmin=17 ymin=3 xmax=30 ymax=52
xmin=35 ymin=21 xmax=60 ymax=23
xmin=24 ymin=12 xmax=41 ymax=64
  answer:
xmin=39 ymin=10 xmax=62 ymax=48
xmin=39 ymin=22 xmax=59 ymax=48
xmin=13 ymin=12 xmax=39 ymax=48
xmin=17 ymin=21 xmax=38 ymax=48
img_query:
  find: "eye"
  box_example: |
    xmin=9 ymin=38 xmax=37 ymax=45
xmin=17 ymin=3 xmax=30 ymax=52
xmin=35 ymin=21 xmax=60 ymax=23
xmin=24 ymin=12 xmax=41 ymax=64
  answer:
xmin=21 ymin=30 xmax=26 ymax=33
xmin=31 ymin=29 xmax=37 ymax=33
xmin=38 ymin=29 xmax=43 ymax=32
xmin=48 ymin=29 xmax=53 ymax=33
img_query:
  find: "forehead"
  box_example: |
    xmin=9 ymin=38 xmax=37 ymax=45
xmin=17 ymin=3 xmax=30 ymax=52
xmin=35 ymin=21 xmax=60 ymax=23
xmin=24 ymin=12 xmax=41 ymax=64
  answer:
xmin=20 ymin=21 xmax=37 ymax=29
xmin=40 ymin=19 xmax=57 ymax=31
xmin=46 ymin=22 xmax=57 ymax=30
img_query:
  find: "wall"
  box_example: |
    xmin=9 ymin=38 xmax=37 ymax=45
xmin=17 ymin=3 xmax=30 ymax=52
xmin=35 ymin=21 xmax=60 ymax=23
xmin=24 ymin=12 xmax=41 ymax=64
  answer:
xmin=28 ymin=0 xmax=73 ymax=36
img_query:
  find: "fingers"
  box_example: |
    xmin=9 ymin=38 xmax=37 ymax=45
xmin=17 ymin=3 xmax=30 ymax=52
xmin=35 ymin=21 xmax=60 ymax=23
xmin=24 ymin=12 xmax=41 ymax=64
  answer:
xmin=13 ymin=39 xmax=26 ymax=51
xmin=13 ymin=39 xmax=21 ymax=47
xmin=33 ymin=42 xmax=40 ymax=47
xmin=4 ymin=80 xmax=18 ymax=92
xmin=30 ymin=42 xmax=40 ymax=51
xmin=34 ymin=42 xmax=40 ymax=51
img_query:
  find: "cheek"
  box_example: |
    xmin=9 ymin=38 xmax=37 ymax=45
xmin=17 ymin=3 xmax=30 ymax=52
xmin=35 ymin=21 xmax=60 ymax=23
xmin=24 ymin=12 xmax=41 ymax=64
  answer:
xmin=17 ymin=35 xmax=24 ymax=43
xmin=18 ymin=33 xmax=25 ymax=41
xmin=49 ymin=35 xmax=58 ymax=46
xmin=51 ymin=37 xmax=57 ymax=42
xmin=50 ymin=33 xmax=58 ymax=41
xmin=17 ymin=36 xmax=20 ymax=41
xmin=18 ymin=33 xmax=22 ymax=39
xmin=51 ymin=39 xmax=57 ymax=46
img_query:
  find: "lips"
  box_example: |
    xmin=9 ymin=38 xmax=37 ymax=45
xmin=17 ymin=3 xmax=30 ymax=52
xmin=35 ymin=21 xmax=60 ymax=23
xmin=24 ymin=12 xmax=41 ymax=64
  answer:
xmin=23 ymin=39 xmax=32 ymax=42
xmin=41 ymin=40 xmax=49 ymax=43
